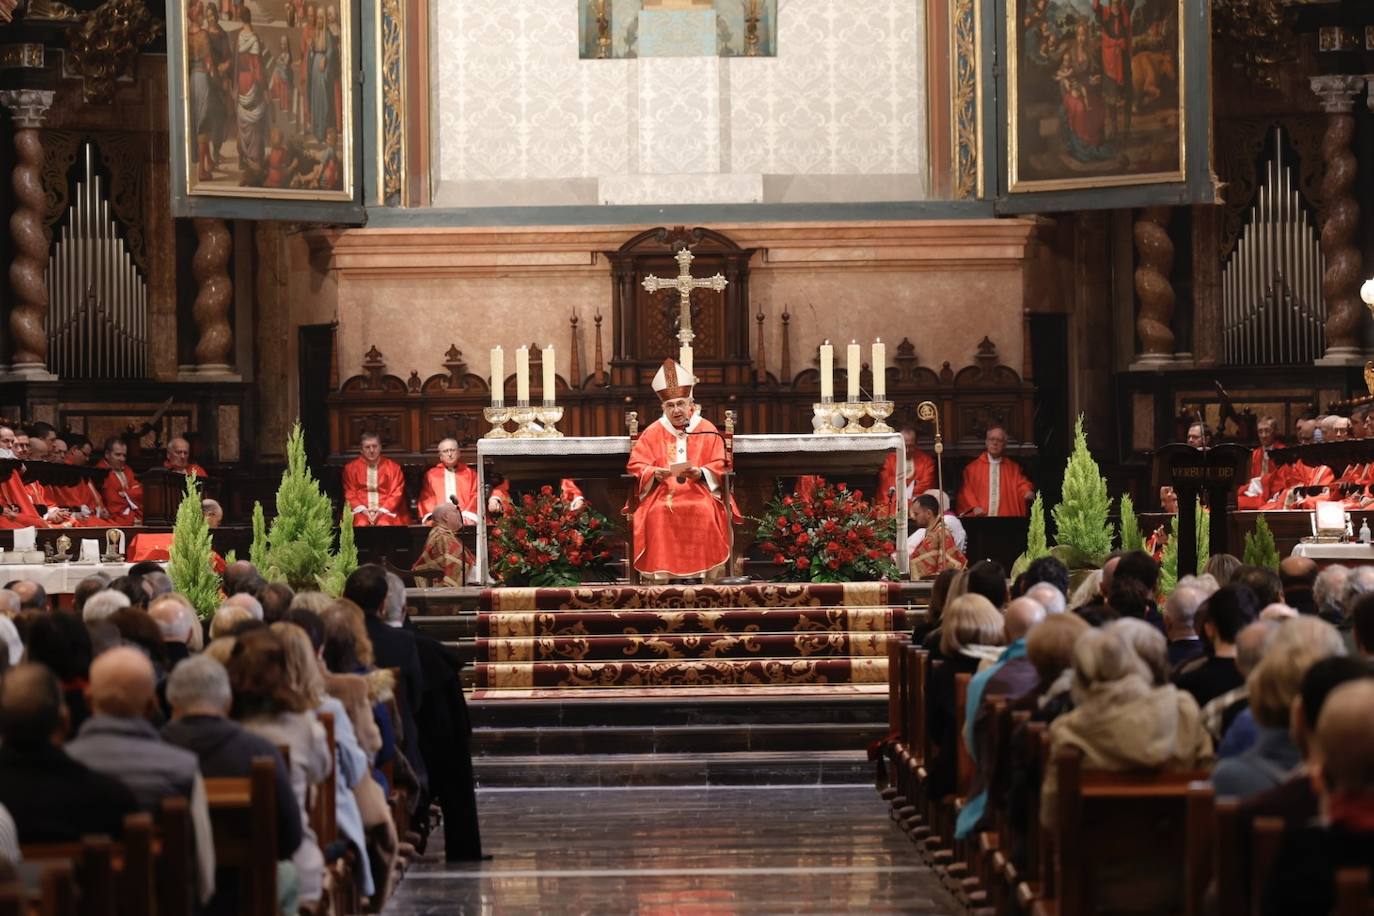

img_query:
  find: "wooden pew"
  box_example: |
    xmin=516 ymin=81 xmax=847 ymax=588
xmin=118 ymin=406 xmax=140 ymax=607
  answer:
xmin=204 ymin=757 xmax=278 ymax=916
xmin=1335 ymin=868 xmax=1372 ymax=916
xmin=312 ymin=711 xmax=361 ymax=916
xmin=1184 ymin=782 xmax=1215 ymax=916
xmin=21 ymin=813 xmax=155 ymax=916
xmin=1035 ymin=746 xmax=1210 ymax=916
xmin=899 ymin=646 xmax=930 ymax=839
xmin=155 ymin=797 xmax=192 ymax=916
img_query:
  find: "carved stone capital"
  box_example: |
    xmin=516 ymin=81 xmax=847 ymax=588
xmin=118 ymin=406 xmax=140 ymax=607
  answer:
xmin=1310 ymin=75 xmax=1365 ymax=113
xmin=0 ymin=88 xmax=53 ymax=128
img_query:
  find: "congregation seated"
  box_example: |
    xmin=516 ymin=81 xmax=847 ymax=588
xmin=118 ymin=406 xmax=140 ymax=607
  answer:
xmin=1199 ymin=618 xmax=1272 ymax=746
xmin=1163 ymin=575 xmax=1214 ymax=671
xmin=925 ymin=592 xmax=1006 ymax=799
xmin=1175 ymin=583 xmax=1258 ymax=708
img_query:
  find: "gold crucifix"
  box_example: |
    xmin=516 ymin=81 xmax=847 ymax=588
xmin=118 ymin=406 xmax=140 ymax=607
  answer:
xmin=641 ymin=248 xmax=728 ymax=347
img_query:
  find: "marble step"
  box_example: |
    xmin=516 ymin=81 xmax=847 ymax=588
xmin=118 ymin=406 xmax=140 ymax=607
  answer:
xmin=468 ymin=691 xmax=887 ymax=729
xmin=472 ymin=721 xmax=883 ymax=757
xmin=472 ymin=750 xmax=874 ymax=788
xmin=477 ymin=631 xmax=894 ymax=662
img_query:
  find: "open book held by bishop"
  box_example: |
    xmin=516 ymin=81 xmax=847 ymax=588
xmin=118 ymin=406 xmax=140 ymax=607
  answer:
xmin=627 ymin=358 xmax=739 ymax=580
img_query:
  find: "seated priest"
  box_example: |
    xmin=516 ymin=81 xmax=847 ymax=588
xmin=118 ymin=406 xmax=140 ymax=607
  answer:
xmin=342 ymin=432 xmax=410 ymax=526
xmin=202 ymin=499 xmax=223 ymax=529
xmin=877 ymin=426 xmax=936 ymax=517
xmin=1262 ymin=419 xmax=1335 ymax=510
xmin=909 ymin=493 xmax=967 ymax=580
xmin=164 ymin=437 xmax=208 ymax=477
xmin=1238 ymin=416 xmax=1285 ymax=510
xmin=411 ymin=503 xmax=469 ymax=587
xmin=627 ymin=358 xmax=737 ymax=581
xmin=956 ymin=424 xmax=1034 ymax=518
xmin=417 ymin=438 xmax=479 ymax=525
xmin=97 ymin=436 xmax=143 ymax=524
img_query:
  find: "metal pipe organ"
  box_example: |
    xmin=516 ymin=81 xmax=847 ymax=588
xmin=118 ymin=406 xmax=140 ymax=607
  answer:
xmin=45 ymin=143 xmax=149 ymax=379
xmin=1222 ymin=129 xmax=1325 ymax=366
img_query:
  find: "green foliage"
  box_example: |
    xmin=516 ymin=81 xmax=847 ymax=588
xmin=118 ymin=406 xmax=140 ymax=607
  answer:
xmin=263 ymin=423 xmax=337 ymax=590
xmin=1051 ymin=415 xmax=1114 ymax=567
xmin=321 ymin=510 xmax=358 ymax=597
xmin=1243 ymin=515 xmax=1281 ymax=570
xmin=1196 ymin=499 xmax=1210 ymax=568
xmin=1011 ymin=492 xmax=1051 ymax=579
xmin=1118 ymin=493 xmax=1143 ymax=553
xmin=167 ymin=474 xmax=221 ymax=620
xmin=1159 ymin=514 xmax=1180 ymax=596
xmin=250 ymin=502 xmax=268 ymax=571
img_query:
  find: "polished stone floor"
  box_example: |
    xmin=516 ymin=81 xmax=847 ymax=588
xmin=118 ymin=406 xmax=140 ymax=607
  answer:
xmin=384 ymin=785 xmax=955 ymax=915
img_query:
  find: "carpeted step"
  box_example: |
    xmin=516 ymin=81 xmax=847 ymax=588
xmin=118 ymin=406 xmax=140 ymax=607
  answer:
xmin=480 ymin=581 xmax=895 ymax=612
xmin=471 ymin=750 xmax=874 ymax=787
xmin=478 ymin=630 xmax=893 ymax=663
xmin=479 ymin=606 xmax=908 ymax=638
xmin=475 ymin=656 xmax=887 ymax=689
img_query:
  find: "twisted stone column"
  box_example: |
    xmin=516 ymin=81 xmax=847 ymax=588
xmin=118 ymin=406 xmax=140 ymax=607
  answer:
xmin=0 ymin=90 xmax=55 ymax=378
xmin=1133 ymin=206 xmax=1175 ymax=366
xmin=1312 ymin=75 xmax=1366 ymax=364
xmin=190 ymin=217 xmax=236 ymax=378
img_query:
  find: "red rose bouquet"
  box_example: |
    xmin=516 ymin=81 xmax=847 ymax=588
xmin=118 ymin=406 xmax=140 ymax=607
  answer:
xmin=488 ymin=486 xmax=618 ymax=587
xmin=753 ymin=481 xmax=899 ymax=583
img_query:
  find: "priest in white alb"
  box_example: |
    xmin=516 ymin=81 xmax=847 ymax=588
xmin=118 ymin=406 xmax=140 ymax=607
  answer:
xmin=627 ymin=358 xmax=735 ymax=580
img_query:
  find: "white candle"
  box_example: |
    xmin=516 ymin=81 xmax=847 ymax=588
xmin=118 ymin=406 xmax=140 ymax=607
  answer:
xmin=490 ymin=346 xmax=504 ymax=406
xmin=679 ymin=344 xmax=693 ymax=379
xmin=542 ymin=345 xmax=556 ymax=405
xmin=872 ymin=338 xmax=886 ymax=400
xmin=819 ymin=341 xmax=834 ymax=402
xmin=516 ymin=346 xmax=530 ymax=404
xmin=847 ymin=340 xmax=861 ymax=401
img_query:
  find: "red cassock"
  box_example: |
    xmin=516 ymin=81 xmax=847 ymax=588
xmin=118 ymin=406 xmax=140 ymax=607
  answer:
xmin=1 ymin=471 xmax=48 ymax=527
xmin=97 ymin=463 xmax=143 ymax=524
xmin=491 ymin=478 xmax=585 ymax=510
xmin=956 ymin=453 xmax=1034 ymax=518
xmin=417 ymin=463 xmax=480 ymax=524
xmin=1260 ymin=461 xmax=1336 ymax=510
xmin=628 ymin=415 xmax=733 ymax=578
xmin=164 ymin=461 xmax=209 ymax=478
xmin=876 ymin=449 xmax=937 ymax=516
xmin=1238 ymin=444 xmax=1286 ymax=509
xmin=342 ymin=457 xmax=410 ymax=526
xmin=47 ymin=477 xmax=109 ymax=524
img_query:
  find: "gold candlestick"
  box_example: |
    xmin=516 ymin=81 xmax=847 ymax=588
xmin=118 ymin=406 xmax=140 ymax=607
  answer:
xmin=840 ymin=401 xmax=867 ymax=435
xmin=867 ymin=400 xmax=894 ymax=434
xmin=813 ymin=402 xmax=841 ymax=436
xmin=535 ymin=405 xmax=565 ymax=438
xmin=510 ymin=405 xmax=538 ymax=438
xmin=483 ymin=405 xmax=512 ymax=439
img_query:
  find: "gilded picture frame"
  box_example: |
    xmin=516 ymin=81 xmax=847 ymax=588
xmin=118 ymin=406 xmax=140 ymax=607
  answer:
xmin=1006 ymin=0 xmax=1186 ymax=195
xmin=167 ymin=0 xmax=362 ymax=219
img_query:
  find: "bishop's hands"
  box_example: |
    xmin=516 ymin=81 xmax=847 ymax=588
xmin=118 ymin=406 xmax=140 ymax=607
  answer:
xmin=652 ymin=466 xmax=701 ymax=482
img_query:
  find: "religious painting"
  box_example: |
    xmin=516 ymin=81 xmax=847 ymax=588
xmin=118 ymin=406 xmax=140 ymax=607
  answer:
xmin=167 ymin=0 xmax=357 ymax=212
xmin=1007 ymin=0 xmax=1184 ymax=193
xmin=578 ymin=0 xmax=777 ymax=60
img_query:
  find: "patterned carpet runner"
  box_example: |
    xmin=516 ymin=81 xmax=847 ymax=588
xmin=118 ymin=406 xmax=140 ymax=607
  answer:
xmin=474 ymin=582 xmax=909 ymax=689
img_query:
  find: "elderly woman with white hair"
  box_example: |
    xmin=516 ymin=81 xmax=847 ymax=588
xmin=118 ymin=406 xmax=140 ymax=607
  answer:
xmin=1212 ymin=616 xmax=1348 ymax=799
xmin=1041 ymin=625 xmax=1213 ymax=828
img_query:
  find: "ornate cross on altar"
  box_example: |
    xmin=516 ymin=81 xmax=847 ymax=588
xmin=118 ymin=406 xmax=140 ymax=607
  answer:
xmin=641 ymin=248 xmax=728 ymax=347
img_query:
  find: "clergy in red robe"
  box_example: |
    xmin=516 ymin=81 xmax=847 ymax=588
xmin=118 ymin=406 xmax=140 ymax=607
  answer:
xmin=164 ymin=437 xmax=208 ymax=478
xmin=909 ymin=494 xmax=967 ymax=580
xmin=628 ymin=359 xmax=734 ymax=580
xmin=488 ymin=478 xmax=585 ymax=514
xmin=1238 ymin=417 xmax=1285 ymax=509
xmin=0 ymin=469 xmax=50 ymax=527
xmin=956 ymin=425 xmax=1034 ymax=517
xmin=417 ymin=438 xmax=480 ymax=525
xmin=342 ymin=433 xmax=410 ymax=526
xmin=877 ymin=427 xmax=937 ymax=516
xmin=97 ymin=437 xmax=143 ymax=524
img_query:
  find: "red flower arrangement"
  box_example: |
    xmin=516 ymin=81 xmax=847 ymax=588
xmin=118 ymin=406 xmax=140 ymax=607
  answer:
xmin=488 ymin=486 xmax=618 ymax=587
xmin=753 ymin=481 xmax=899 ymax=583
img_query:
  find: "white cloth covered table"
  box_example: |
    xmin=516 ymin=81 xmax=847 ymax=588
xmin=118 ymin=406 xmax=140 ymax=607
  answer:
xmin=1289 ymin=542 xmax=1374 ymax=562
xmin=0 ymin=561 xmax=142 ymax=593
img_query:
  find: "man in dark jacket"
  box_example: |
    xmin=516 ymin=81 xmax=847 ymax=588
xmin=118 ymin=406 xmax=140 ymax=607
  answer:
xmin=0 ymin=663 xmax=140 ymax=842
xmin=162 ymin=655 xmax=302 ymax=916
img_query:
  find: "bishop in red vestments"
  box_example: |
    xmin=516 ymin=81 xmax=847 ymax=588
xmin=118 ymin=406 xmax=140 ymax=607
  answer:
xmin=97 ymin=437 xmax=143 ymax=524
xmin=1238 ymin=417 xmax=1284 ymax=509
xmin=628 ymin=359 xmax=735 ymax=579
xmin=417 ymin=438 xmax=479 ymax=525
xmin=876 ymin=427 xmax=937 ymax=516
xmin=342 ymin=433 xmax=410 ymax=526
xmin=956 ymin=425 xmax=1034 ymax=517
xmin=164 ymin=437 xmax=208 ymax=478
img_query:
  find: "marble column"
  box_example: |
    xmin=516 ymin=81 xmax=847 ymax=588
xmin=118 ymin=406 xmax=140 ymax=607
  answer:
xmin=0 ymin=89 xmax=56 ymax=379
xmin=1132 ymin=206 xmax=1176 ymax=367
xmin=184 ymin=217 xmax=239 ymax=380
xmin=1311 ymin=75 xmax=1366 ymax=365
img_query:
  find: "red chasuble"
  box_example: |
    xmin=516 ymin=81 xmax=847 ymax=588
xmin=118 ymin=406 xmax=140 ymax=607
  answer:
xmin=1 ymin=471 xmax=48 ymax=527
xmin=342 ymin=456 xmax=410 ymax=526
xmin=417 ymin=463 xmax=480 ymax=524
xmin=910 ymin=520 xmax=967 ymax=580
xmin=628 ymin=414 xmax=732 ymax=578
xmin=1238 ymin=444 xmax=1286 ymax=509
xmin=876 ymin=449 xmax=937 ymax=516
xmin=96 ymin=462 xmax=143 ymax=524
xmin=164 ymin=460 xmax=208 ymax=478
xmin=956 ymin=453 xmax=1034 ymax=517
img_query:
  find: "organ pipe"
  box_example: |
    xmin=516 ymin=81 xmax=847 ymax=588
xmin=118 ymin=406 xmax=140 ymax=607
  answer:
xmin=45 ymin=143 xmax=149 ymax=380
xmin=1222 ymin=128 xmax=1326 ymax=366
